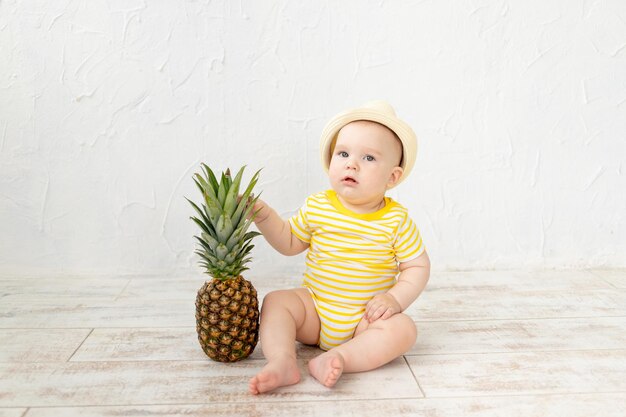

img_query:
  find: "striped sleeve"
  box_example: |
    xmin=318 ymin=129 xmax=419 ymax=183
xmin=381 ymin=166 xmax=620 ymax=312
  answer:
xmin=394 ymin=212 xmax=425 ymax=263
xmin=288 ymin=197 xmax=311 ymax=243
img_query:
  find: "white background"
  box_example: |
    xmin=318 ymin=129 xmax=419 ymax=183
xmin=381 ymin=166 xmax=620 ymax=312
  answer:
xmin=1 ymin=0 xmax=625 ymax=277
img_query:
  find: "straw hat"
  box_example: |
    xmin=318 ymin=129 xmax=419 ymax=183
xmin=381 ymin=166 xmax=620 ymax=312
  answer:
xmin=319 ymin=100 xmax=417 ymax=186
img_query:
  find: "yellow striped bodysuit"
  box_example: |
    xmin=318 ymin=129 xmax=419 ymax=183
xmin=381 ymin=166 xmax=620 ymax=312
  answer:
xmin=288 ymin=190 xmax=425 ymax=350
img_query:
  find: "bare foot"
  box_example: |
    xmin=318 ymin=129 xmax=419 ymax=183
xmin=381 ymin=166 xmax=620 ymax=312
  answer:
xmin=248 ymin=356 xmax=301 ymax=395
xmin=308 ymin=351 xmax=344 ymax=388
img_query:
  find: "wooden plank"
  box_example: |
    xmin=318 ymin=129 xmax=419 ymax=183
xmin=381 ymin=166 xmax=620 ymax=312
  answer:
xmin=0 ymin=278 xmax=129 ymax=302
xmin=0 ymin=358 xmax=419 ymax=407
xmin=115 ymin=275 xmax=297 ymax=301
xmin=115 ymin=278 xmax=200 ymax=301
xmin=407 ymin=349 xmax=626 ymax=397
xmin=590 ymin=269 xmax=626 ymax=289
xmin=70 ymin=327 xmax=205 ymax=362
xmin=409 ymin=317 xmax=626 ymax=355
xmin=21 ymin=394 xmax=626 ymax=417
xmin=427 ymin=270 xmax=612 ymax=291
xmin=406 ymin=288 xmax=626 ymax=321
xmin=0 ymin=329 xmax=91 ymax=363
xmin=0 ymin=410 xmax=27 ymax=417
xmin=71 ymin=327 xmax=319 ymax=362
xmin=0 ymin=300 xmax=193 ymax=329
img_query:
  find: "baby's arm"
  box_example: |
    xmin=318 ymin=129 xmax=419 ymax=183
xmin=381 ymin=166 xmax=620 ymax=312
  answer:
xmin=253 ymin=199 xmax=309 ymax=256
xmin=364 ymin=251 xmax=430 ymax=322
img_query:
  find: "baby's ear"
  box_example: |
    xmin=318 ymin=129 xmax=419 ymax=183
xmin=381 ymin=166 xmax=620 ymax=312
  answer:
xmin=387 ymin=166 xmax=404 ymax=188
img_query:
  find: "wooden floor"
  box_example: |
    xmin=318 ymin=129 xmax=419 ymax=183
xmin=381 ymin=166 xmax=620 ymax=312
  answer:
xmin=1 ymin=269 xmax=625 ymax=416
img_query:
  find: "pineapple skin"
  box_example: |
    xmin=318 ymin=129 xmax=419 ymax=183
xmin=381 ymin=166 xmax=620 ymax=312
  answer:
xmin=195 ymin=275 xmax=259 ymax=362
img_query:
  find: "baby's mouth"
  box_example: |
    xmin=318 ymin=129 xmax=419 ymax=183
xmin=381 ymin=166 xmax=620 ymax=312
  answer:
xmin=342 ymin=176 xmax=358 ymax=184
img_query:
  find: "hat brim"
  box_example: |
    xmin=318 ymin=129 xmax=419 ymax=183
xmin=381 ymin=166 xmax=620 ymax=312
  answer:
xmin=319 ymin=107 xmax=417 ymax=187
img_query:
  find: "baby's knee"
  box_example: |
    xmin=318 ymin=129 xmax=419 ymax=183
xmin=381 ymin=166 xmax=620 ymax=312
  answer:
xmin=262 ymin=290 xmax=279 ymax=302
xmin=260 ymin=288 xmax=306 ymax=313
xmin=393 ymin=313 xmax=417 ymax=346
xmin=261 ymin=290 xmax=287 ymax=308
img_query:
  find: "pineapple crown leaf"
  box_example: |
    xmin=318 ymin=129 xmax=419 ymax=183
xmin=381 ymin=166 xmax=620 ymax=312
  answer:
xmin=223 ymin=167 xmax=246 ymax=217
xmin=192 ymin=176 xmax=220 ymax=223
xmin=187 ymin=199 xmax=213 ymax=233
xmin=187 ymin=164 xmax=262 ymax=279
xmin=201 ymin=163 xmax=219 ymax=193
xmin=217 ymin=172 xmax=228 ymax=202
xmin=227 ymin=172 xmax=261 ymax=229
xmin=189 ymin=214 xmax=209 ymax=235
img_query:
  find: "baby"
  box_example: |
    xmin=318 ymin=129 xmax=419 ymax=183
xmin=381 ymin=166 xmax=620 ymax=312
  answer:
xmin=249 ymin=101 xmax=430 ymax=394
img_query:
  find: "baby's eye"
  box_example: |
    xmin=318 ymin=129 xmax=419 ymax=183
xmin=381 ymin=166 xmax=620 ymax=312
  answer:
xmin=364 ymin=155 xmax=375 ymax=162
xmin=338 ymin=151 xmax=349 ymax=158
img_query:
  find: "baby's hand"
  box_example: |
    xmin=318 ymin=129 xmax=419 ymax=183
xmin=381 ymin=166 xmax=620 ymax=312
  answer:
xmin=365 ymin=293 xmax=401 ymax=323
xmin=249 ymin=198 xmax=269 ymax=223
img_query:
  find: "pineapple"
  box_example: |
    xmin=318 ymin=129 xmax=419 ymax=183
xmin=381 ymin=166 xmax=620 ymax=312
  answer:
xmin=187 ymin=164 xmax=261 ymax=362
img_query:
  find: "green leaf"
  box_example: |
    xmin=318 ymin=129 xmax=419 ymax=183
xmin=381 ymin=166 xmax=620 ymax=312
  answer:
xmin=244 ymin=231 xmax=262 ymax=241
xmin=192 ymin=170 xmax=221 ymax=223
xmin=223 ymin=166 xmax=245 ymax=218
xmin=215 ymin=243 xmax=229 ymax=260
xmin=224 ymin=168 xmax=232 ymax=189
xmin=201 ymin=163 xmax=219 ymax=194
xmin=224 ymin=249 xmax=238 ymax=264
xmin=187 ymin=199 xmax=213 ymax=231
xmin=230 ymin=169 xmax=261 ymax=226
xmin=195 ymin=251 xmax=218 ymax=265
xmin=194 ymin=237 xmax=214 ymax=255
xmin=243 ymin=169 xmax=261 ymax=200
xmin=230 ymin=196 xmax=249 ymax=229
xmin=190 ymin=216 xmax=211 ymax=236
xmin=239 ymin=244 xmax=255 ymax=259
xmin=236 ymin=215 xmax=256 ymax=242
xmin=217 ymin=172 xmax=227 ymax=203
xmin=215 ymin=212 xmax=234 ymax=242
xmin=194 ymin=173 xmax=217 ymax=202
xmin=203 ymin=193 xmax=221 ymax=225
xmin=192 ymin=177 xmax=206 ymax=196
xmin=245 ymin=193 xmax=262 ymax=221
xmin=225 ymin=227 xmax=243 ymax=251
xmin=200 ymin=232 xmax=219 ymax=252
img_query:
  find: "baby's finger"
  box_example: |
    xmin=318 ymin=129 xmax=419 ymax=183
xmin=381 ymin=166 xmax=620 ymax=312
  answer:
xmin=380 ymin=308 xmax=395 ymax=320
xmin=368 ymin=304 xmax=387 ymax=322
xmin=365 ymin=298 xmax=379 ymax=317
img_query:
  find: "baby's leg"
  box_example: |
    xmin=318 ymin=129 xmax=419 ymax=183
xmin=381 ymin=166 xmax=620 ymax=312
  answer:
xmin=308 ymin=313 xmax=416 ymax=387
xmin=249 ymin=288 xmax=320 ymax=395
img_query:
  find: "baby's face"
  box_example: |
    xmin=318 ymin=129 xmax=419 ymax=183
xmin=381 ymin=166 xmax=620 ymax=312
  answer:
xmin=328 ymin=121 xmax=403 ymax=211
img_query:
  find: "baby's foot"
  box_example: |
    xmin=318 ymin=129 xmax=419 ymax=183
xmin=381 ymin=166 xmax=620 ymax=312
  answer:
xmin=248 ymin=356 xmax=301 ymax=395
xmin=308 ymin=351 xmax=344 ymax=388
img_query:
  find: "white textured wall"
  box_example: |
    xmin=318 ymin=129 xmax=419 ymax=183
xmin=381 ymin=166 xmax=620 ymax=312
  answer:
xmin=1 ymin=0 xmax=625 ymax=277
